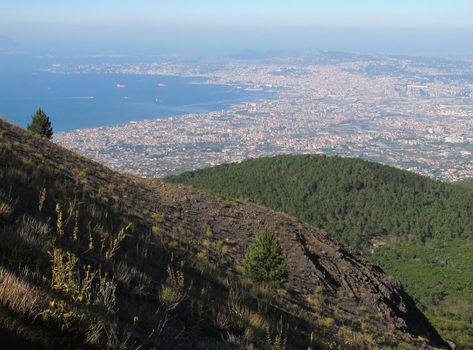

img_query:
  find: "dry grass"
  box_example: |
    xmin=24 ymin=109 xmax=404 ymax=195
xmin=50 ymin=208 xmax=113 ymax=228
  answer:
xmin=307 ymin=286 xmax=325 ymax=309
xmin=318 ymin=316 xmax=335 ymax=328
xmin=0 ymin=266 xmax=48 ymax=318
xmin=213 ymin=307 xmax=231 ymax=330
xmin=114 ymin=262 xmax=151 ymax=296
xmin=0 ymin=215 xmax=49 ymax=255
xmin=0 ymin=201 xmax=13 ymax=220
xmin=160 ymin=265 xmax=186 ymax=310
xmin=242 ymin=310 xmax=270 ymax=345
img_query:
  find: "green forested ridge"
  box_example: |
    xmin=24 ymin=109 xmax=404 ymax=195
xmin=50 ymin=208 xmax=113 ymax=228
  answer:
xmin=454 ymin=177 xmax=473 ymax=190
xmin=167 ymin=155 xmax=473 ymax=248
xmin=167 ymin=154 xmax=473 ymax=348
xmin=370 ymin=239 xmax=473 ymax=348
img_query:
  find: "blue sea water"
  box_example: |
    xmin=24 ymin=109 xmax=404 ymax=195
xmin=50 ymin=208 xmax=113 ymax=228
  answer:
xmin=0 ymin=71 xmax=272 ymax=131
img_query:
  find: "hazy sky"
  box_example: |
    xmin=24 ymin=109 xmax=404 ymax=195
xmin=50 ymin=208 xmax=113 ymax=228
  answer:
xmin=2 ymin=0 xmax=473 ymax=27
xmin=1 ymin=1 xmax=473 ymax=55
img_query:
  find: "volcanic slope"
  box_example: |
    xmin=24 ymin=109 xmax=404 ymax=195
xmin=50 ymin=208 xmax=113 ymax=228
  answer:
xmin=168 ymin=154 xmax=473 ymax=348
xmin=0 ymin=119 xmax=447 ymax=349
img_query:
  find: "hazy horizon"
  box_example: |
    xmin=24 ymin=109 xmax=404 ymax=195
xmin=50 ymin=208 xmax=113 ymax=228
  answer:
xmin=1 ymin=1 xmax=473 ymax=57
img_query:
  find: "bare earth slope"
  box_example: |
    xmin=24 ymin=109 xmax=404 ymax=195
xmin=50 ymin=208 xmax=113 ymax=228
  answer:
xmin=0 ymin=119 xmax=448 ymax=349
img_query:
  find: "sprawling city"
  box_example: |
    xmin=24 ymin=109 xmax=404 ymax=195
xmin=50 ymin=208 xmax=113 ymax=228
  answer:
xmin=54 ymin=53 xmax=473 ymax=181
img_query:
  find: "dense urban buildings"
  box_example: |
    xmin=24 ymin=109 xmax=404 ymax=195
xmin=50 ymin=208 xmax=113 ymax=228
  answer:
xmin=53 ymin=53 xmax=473 ymax=181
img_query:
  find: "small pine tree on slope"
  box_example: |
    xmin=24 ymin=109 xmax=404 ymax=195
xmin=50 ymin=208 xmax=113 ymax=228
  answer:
xmin=27 ymin=109 xmax=53 ymax=139
xmin=244 ymin=229 xmax=287 ymax=287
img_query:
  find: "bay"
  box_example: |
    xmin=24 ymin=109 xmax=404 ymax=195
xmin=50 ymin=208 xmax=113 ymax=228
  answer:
xmin=0 ymin=72 xmax=272 ymax=131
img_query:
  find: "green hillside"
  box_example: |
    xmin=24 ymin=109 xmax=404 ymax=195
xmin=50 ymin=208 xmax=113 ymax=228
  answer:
xmin=167 ymin=154 xmax=473 ymax=348
xmin=0 ymin=120 xmax=448 ymax=349
xmin=454 ymin=178 xmax=473 ymax=190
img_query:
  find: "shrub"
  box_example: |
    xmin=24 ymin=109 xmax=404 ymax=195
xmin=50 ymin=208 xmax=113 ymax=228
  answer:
xmin=51 ymin=248 xmax=80 ymax=296
xmin=159 ymin=265 xmax=186 ymax=310
xmin=244 ymin=229 xmax=287 ymax=287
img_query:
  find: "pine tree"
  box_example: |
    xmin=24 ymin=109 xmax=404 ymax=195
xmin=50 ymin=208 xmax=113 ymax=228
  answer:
xmin=27 ymin=109 xmax=53 ymax=139
xmin=244 ymin=229 xmax=287 ymax=287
